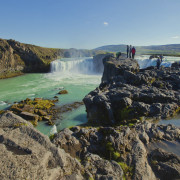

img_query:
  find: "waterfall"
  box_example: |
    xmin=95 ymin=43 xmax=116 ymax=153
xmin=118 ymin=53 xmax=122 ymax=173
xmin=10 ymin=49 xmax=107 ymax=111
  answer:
xmin=136 ymin=55 xmax=177 ymax=69
xmin=50 ymin=57 xmax=95 ymax=74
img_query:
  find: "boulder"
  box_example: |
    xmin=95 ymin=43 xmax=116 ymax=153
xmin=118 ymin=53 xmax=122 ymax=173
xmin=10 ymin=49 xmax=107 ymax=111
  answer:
xmin=0 ymin=112 xmax=83 ymax=179
xmin=58 ymin=90 xmax=68 ymax=94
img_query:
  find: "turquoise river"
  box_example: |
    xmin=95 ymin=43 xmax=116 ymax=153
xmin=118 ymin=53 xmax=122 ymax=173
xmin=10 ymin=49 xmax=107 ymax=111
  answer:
xmin=0 ymin=56 xmax=179 ymax=135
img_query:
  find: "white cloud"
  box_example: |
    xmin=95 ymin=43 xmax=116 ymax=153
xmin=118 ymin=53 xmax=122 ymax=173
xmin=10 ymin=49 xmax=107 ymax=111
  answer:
xmin=171 ymin=36 xmax=179 ymax=39
xmin=103 ymin=22 xmax=109 ymax=26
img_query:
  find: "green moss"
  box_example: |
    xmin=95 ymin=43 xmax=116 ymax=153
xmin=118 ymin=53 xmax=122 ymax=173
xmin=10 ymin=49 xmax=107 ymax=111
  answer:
xmin=14 ymin=123 xmax=28 ymax=127
xmin=120 ymin=106 xmax=132 ymax=120
xmin=112 ymin=151 xmax=121 ymax=160
xmin=27 ymin=99 xmax=55 ymax=110
xmin=151 ymin=160 xmax=158 ymax=166
xmin=49 ymin=134 xmax=55 ymax=141
xmin=150 ymin=78 xmax=156 ymax=84
xmin=88 ymin=178 xmax=94 ymax=180
xmin=139 ymin=116 xmax=144 ymax=122
xmin=105 ymin=142 xmax=121 ymax=161
xmin=118 ymin=162 xmax=133 ymax=178
xmin=128 ymin=123 xmax=134 ymax=127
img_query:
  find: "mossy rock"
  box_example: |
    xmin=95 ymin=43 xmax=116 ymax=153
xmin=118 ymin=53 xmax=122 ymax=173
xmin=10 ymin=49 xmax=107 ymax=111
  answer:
xmin=0 ymin=110 xmax=5 ymax=115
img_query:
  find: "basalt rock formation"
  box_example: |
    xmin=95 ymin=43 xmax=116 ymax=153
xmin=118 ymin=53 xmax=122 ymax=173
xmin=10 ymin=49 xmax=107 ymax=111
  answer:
xmin=83 ymin=56 xmax=180 ymax=125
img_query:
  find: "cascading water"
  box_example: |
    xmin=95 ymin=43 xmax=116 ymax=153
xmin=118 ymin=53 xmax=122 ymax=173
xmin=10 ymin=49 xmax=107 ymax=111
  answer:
xmin=136 ymin=55 xmax=179 ymax=69
xmin=50 ymin=57 xmax=96 ymax=74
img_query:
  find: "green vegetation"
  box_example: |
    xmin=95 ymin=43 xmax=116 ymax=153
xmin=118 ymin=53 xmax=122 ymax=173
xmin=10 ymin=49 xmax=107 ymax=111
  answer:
xmin=14 ymin=123 xmax=28 ymax=128
xmin=105 ymin=142 xmax=121 ymax=161
xmin=118 ymin=162 xmax=133 ymax=179
xmin=10 ymin=98 xmax=57 ymax=126
xmin=120 ymin=106 xmax=132 ymax=120
xmin=49 ymin=134 xmax=55 ymax=141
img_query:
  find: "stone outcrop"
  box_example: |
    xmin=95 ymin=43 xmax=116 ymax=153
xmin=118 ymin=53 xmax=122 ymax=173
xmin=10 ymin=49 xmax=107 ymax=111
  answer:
xmin=92 ymin=53 xmax=114 ymax=73
xmin=83 ymin=56 xmax=180 ymax=125
xmin=0 ymin=112 xmax=84 ymax=180
xmin=102 ymin=55 xmax=139 ymax=82
xmin=0 ymin=39 xmax=61 ymax=78
xmin=53 ymin=122 xmax=180 ymax=180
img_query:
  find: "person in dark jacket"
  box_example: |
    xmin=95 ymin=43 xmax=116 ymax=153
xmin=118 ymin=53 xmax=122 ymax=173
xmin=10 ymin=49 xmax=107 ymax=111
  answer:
xmin=127 ymin=45 xmax=129 ymax=58
xmin=131 ymin=46 xmax=136 ymax=59
xmin=157 ymin=57 xmax=161 ymax=69
xmin=129 ymin=45 xmax=132 ymax=58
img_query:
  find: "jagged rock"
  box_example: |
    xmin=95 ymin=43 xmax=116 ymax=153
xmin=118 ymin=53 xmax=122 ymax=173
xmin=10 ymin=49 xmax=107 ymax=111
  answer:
xmin=102 ymin=56 xmax=139 ymax=82
xmin=54 ymin=122 xmax=180 ymax=180
xmin=149 ymin=148 xmax=180 ymax=180
xmin=92 ymin=53 xmax=114 ymax=73
xmin=82 ymin=153 xmax=124 ymax=180
xmin=0 ymin=112 xmax=83 ymax=180
xmin=83 ymin=56 xmax=180 ymax=125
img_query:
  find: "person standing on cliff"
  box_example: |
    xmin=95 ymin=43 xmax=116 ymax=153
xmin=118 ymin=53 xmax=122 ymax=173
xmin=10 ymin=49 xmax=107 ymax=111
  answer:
xmin=157 ymin=56 xmax=161 ymax=69
xmin=132 ymin=46 xmax=136 ymax=59
xmin=127 ymin=45 xmax=129 ymax=58
xmin=129 ymin=45 xmax=132 ymax=58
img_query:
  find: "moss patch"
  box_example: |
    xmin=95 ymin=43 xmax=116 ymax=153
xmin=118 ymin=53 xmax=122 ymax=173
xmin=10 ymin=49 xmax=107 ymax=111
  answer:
xmin=118 ymin=162 xmax=133 ymax=179
xmin=10 ymin=98 xmax=57 ymax=126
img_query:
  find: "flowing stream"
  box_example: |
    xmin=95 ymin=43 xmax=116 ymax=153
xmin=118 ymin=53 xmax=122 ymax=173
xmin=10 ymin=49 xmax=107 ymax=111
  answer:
xmin=0 ymin=56 xmax=179 ymax=135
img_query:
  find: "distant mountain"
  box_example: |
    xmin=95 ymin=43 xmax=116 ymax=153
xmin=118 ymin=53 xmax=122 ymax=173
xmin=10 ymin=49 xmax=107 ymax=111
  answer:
xmin=95 ymin=44 xmax=180 ymax=56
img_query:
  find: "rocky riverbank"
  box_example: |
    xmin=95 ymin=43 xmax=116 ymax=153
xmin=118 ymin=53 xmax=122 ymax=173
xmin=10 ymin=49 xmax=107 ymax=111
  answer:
xmin=0 ymin=55 xmax=179 ymax=179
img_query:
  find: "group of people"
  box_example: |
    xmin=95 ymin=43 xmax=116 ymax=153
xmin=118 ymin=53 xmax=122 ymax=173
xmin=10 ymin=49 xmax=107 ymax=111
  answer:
xmin=127 ymin=45 xmax=136 ymax=59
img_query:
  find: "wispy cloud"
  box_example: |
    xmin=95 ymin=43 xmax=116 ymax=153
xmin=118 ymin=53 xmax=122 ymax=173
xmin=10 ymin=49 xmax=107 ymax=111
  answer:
xmin=171 ymin=36 xmax=179 ymax=39
xmin=103 ymin=22 xmax=109 ymax=26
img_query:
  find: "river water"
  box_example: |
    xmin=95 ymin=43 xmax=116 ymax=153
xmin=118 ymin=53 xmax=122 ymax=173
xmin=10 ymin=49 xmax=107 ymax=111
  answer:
xmin=0 ymin=56 xmax=179 ymax=135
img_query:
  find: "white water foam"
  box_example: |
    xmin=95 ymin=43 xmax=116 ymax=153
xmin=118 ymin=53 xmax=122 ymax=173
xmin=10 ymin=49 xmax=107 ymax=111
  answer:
xmin=0 ymin=101 xmax=6 ymax=106
xmin=50 ymin=125 xmax=57 ymax=135
xmin=46 ymin=57 xmax=101 ymax=85
xmin=136 ymin=55 xmax=180 ymax=69
xmin=50 ymin=57 xmax=95 ymax=74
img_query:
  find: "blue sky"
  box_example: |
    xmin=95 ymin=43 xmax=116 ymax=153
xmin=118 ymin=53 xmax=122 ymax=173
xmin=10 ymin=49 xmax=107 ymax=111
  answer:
xmin=0 ymin=0 xmax=180 ymax=49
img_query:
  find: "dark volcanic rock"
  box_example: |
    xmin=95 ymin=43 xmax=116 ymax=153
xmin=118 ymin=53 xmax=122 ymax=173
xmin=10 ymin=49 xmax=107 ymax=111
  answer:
xmin=83 ymin=56 xmax=180 ymax=125
xmin=93 ymin=53 xmax=114 ymax=73
xmin=102 ymin=56 xmax=139 ymax=82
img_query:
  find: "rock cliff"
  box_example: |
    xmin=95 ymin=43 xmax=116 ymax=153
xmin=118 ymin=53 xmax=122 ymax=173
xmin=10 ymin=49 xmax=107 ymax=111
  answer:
xmin=83 ymin=56 xmax=180 ymax=125
xmin=0 ymin=38 xmax=61 ymax=78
